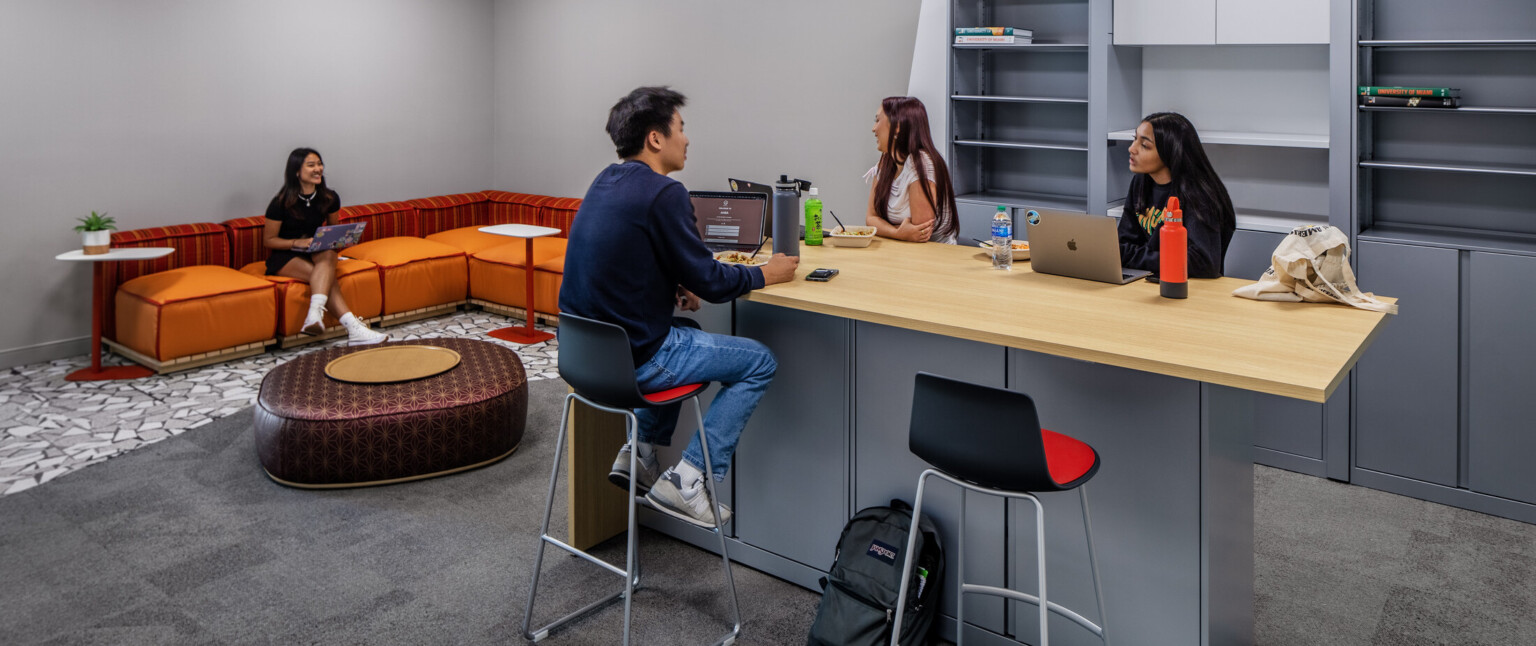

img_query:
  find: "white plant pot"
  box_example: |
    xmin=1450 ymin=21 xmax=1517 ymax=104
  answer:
xmin=82 ymin=229 xmax=111 ymax=255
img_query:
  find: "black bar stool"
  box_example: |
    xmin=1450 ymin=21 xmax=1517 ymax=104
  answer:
xmin=521 ymin=313 xmax=741 ymax=645
xmin=891 ymin=372 xmax=1109 ymax=646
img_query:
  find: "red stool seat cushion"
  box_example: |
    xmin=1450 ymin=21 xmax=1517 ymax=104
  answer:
xmin=1042 ymin=428 xmax=1098 ymax=486
xmin=643 ymin=383 xmax=707 ymax=405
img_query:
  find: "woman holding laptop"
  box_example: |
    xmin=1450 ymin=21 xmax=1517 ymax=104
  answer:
xmin=1120 ymin=112 xmax=1236 ymax=278
xmin=864 ymin=97 xmax=959 ymax=245
xmin=263 ymin=147 xmax=387 ymax=345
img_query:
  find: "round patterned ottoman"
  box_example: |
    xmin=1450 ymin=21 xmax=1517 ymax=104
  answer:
xmin=254 ymin=338 xmax=527 ymax=488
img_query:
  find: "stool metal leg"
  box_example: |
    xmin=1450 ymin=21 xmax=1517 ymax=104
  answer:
xmin=692 ymin=396 xmax=743 ymax=645
xmin=1080 ymin=486 xmax=1109 ymax=646
xmin=891 ymin=470 xmax=1107 ymax=646
xmin=522 ymin=395 xmax=634 ymax=643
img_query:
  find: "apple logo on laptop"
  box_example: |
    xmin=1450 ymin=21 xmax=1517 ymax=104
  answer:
xmin=1067 ymin=238 xmax=1078 ymax=251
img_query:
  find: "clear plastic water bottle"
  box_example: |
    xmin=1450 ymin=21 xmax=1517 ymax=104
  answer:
xmin=990 ymin=205 xmax=1012 ymax=270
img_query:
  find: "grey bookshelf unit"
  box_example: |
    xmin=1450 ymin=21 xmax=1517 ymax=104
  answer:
xmin=949 ymin=0 xmax=1108 ymax=248
xmin=1350 ymin=0 xmax=1536 ymax=522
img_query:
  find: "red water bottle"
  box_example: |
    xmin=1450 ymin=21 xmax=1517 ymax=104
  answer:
xmin=1160 ymin=196 xmax=1188 ymax=299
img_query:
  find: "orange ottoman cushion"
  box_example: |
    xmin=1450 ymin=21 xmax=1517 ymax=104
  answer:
xmin=344 ymin=237 xmax=468 ymax=316
xmin=424 ymin=226 xmax=520 ymax=256
xmin=239 ymin=259 xmax=383 ymax=336
xmin=469 ymin=239 xmax=567 ymax=316
xmin=115 ymin=265 xmax=278 ymax=361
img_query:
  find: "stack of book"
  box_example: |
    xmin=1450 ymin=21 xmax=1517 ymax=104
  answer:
xmin=1359 ymin=86 xmax=1461 ymax=109
xmin=955 ymin=27 xmax=1033 ymax=44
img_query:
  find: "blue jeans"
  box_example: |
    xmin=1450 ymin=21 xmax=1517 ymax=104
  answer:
xmin=633 ymin=326 xmax=777 ymax=481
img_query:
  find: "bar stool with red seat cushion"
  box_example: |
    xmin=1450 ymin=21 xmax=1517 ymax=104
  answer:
xmin=891 ymin=372 xmax=1109 ymax=646
xmin=522 ymin=313 xmax=740 ymax=646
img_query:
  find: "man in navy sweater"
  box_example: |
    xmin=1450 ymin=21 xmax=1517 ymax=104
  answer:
xmin=559 ymin=87 xmax=799 ymax=527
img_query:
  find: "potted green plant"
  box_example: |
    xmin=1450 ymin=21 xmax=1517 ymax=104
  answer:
xmin=75 ymin=211 xmax=116 ymax=255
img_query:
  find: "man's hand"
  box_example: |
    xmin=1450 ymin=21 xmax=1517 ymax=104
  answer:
xmin=675 ymin=286 xmax=701 ymax=312
xmin=893 ymin=218 xmax=933 ymax=242
xmin=760 ymin=253 xmax=801 ymax=285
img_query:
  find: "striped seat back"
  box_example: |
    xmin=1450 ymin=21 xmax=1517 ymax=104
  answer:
xmin=407 ymin=193 xmax=490 ymax=237
xmin=337 ymin=201 xmax=418 ymax=242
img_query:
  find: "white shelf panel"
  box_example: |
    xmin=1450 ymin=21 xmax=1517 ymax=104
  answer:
xmin=1358 ymin=105 xmax=1536 ymax=115
xmin=1108 ymin=129 xmax=1329 ymax=149
xmin=1108 ymin=206 xmax=1324 ymax=234
xmin=952 ymin=42 xmax=1089 ymax=51
xmin=954 ymin=139 xmax=1089 ymax=152
xmin=958 ymin=190 xmax=1085 ymax=212
xmin=1360 ymin=159 xmax=1536 ymax=178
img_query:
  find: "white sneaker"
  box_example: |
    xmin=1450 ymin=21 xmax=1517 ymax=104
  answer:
xmin=645 ymin=467 xmax=732 ymax=528
xmin=608 ymin=444 xmax=661 ymax=495
xmin=346 ymin=322 xmax=389 ymax=346
xmin=301 ymin=307 xmax=326 ymax=336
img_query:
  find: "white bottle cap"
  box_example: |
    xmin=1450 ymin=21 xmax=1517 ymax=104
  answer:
xmin=808 ymin=188 xmax=818 ymax=196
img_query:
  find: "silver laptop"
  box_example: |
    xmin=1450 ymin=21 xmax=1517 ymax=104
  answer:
xmin=1026 ymin=209 xmax=1151 ymax=285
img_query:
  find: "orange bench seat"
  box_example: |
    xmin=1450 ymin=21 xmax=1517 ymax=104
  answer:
xmin=239 ymin=259 xmax=383 ymax=340
xmin=344 ymin=237 xmax=468 ymax=323
xmin=114 ymin=265 xmax=278 ymax=364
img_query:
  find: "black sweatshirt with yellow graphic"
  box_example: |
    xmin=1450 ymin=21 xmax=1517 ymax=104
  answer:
xmin=1117 ymin=180 xmax=1233 ymax=279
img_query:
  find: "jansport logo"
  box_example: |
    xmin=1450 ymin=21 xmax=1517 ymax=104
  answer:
xmin=867 ymin=539 xmax=899 ymax=565
xmin=1067 ymin=238 xmax=1078 ymax=251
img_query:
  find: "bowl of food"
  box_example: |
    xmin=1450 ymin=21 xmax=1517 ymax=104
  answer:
xmin=713 ymin=250 xmax=769 ymax=266
xmin=977 ymin=239 xmax=1030 ymax=260
xmin=827 ymin=226 xmax=877 ymax=248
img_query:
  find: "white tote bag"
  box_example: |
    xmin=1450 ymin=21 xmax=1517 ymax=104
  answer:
xmin=1232 ymin=225 xmax=1398 ymax=314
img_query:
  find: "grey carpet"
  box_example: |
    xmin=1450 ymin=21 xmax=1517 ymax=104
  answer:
xmin=0 ymin=378 xmax=819 ymax=646
xmin=5 ymin=377 xmax=1536 ymax=645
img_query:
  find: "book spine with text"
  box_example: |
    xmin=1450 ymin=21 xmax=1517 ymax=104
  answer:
xmin=1358 ymin=86 xmax=1460 ymax=98
xmin=954 ymin=27 xmax=1033 ymax=37
xmin=954 ymin=35 xmax=1033 ymax=44
xmin=1360 ymin=95 xmax=1461 ymax=108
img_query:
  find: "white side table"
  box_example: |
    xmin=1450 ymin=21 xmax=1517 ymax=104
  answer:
xmin=56 ymin=247 xmax=175 ymax=381
xmin=478 ymin=224 xmax=562 ymax=344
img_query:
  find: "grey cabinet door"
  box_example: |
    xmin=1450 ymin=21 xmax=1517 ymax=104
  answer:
xmin=1226 ymin=229 xmax=1328 ymax=468
xmin=1468 ymin=251 xmax=1536 ymax=503
xmin=1354 ymin=241 xmax=1460 ymax=486
xmin=958 ymin=200 xmax=1005 ymax=246
xmin=852 ymin=322 xmax=1009 ymax=634
xmin=733 ymin=302 xmax=850 ymax=571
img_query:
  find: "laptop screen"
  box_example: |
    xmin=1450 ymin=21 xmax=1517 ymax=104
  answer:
xmin=689 ymin=191 xmax=767 ymax=250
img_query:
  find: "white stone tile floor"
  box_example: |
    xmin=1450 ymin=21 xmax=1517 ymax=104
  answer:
xmin=0 ymin=309 xmax=559 ymax=496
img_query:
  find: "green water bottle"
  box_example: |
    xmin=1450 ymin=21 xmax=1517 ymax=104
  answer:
xmin=804 ymin=188 xmax=823 ymax=245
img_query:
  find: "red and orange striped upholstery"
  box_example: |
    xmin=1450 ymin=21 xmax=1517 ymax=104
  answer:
xmin=104 ymin=224 xmax=232 ymax=341
xmin=338 ymin=201 xmax=418 ymax=241
xmin=538 ymin=197 xmax=581 ymax=237
xmin=223 ymin=216 xmax=270 ymax=269
xmin=407 ymin=193 xmax=489 ymax=237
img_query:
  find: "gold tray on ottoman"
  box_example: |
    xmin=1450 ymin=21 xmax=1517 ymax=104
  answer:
xmin=325 ymin=345 xmax=461 ymax=383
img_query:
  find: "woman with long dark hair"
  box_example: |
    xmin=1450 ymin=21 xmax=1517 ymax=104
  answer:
xmin=262 ymin=147 xmax=387 ymax=345
xmin=1120 ymin=112 xmax=1236 ymax=278
xmin=864 ymin=97 xmax=959 ymax=244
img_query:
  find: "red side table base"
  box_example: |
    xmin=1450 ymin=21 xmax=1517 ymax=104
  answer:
xmin=489 ymin=327 xmax=555 ymax=345
xmin=66 ymin=364 xmax=156 ymax=382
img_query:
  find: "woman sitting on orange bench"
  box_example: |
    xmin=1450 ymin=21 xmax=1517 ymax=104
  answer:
xmin=263 ymin=147 xmax=388 ymax=345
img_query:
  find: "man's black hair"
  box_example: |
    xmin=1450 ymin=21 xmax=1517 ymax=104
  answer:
xmin=606 ymin=86 xmax=687 ymax=159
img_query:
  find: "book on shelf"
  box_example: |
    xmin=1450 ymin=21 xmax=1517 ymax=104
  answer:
xmin=1360 ymin=95 xmax=1461 ymax=108
xmin=1358 ymin=86 xmax=1460 ymax=98
xmin=955 ymin=34 xmax=1034 ymax=44
xmin=954 ymin=27 xmax=1033 ymax=37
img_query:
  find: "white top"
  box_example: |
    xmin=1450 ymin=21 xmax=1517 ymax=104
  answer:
xmin=864 ymin=152 xmax=957 ymax=244
xmin=56 ymin=247 xmax=174 ymax=262
xmin=479 ymin=224 xmax=561 ymax=239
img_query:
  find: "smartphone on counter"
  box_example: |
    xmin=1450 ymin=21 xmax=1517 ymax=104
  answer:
xmin=806 ymin=268 xmax=839 ymax=282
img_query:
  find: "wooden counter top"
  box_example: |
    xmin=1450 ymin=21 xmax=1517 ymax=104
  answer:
xmin=744 ymin=238 xmax=1393 ymax=402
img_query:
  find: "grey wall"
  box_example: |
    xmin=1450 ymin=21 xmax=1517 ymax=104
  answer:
xmin=491 ymin=0 xmax=922 ymax=218
xmin=0 ymin=0 xmax=495 ymax=367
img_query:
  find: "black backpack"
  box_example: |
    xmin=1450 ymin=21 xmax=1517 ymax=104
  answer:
xmin=807 ymin=499 xmax=945 ymax=646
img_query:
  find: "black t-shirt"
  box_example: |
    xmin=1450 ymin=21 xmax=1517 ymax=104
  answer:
xmin=1117 ymin=179 xmax=1233 ymax=279
xmin=265 ymin=191 xmax=340 ymax=240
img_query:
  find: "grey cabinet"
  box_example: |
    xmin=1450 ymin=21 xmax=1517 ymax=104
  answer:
xmin=732 ymin=302 xmax=850 ymax=571
xmin=852 ymin=322 xmax=1009 ymax=635
xmin=1353 ymin=241 xmax=1460 ymax=486
xmin=1468 ymin=252 xmax=1536 ymax=503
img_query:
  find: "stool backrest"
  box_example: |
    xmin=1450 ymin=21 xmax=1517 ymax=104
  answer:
xmin=557 ymin=313 xmax=652 ymax=410
xmin=909 ymin=372 xmax=1060 ymax=492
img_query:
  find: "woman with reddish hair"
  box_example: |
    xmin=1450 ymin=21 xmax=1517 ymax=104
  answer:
xmin=863 ymin=96 xmax=959 ymax=244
